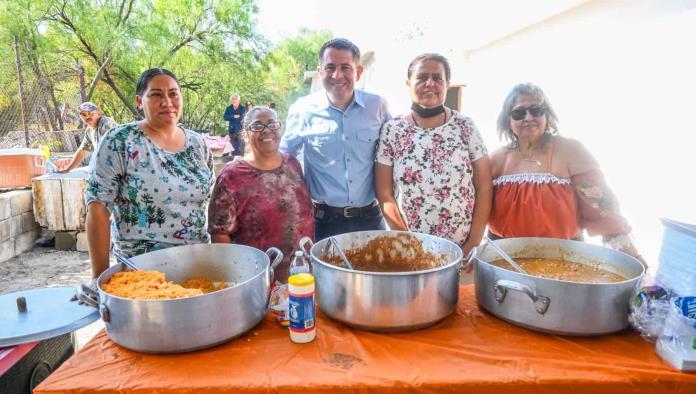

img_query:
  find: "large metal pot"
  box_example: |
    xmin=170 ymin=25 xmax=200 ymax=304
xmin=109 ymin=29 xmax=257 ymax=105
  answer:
xmin=304 ymin=231 xmax=463 ymax=332
xmin=78 ymin=244 xmax=282 ymax=353
xmin=472 ymin=237 xmax=645 ymax=336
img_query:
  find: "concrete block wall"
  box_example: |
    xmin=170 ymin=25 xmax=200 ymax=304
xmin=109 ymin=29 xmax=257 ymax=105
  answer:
xmin=0 ymin=190 xmax=40 ymax=263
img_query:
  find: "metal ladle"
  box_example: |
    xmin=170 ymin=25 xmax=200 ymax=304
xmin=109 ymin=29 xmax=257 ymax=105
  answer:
xmin=113 ymin=250 xmax=141 ymax=271
xmin=323 ymin=237 xmax=354 ymax=270
xmin=482 ymin=236 xmax=528 ymax=275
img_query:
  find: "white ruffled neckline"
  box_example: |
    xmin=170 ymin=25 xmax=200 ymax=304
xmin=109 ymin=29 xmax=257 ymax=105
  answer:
xmin=493 ymin=172 xmax=571 ymax=186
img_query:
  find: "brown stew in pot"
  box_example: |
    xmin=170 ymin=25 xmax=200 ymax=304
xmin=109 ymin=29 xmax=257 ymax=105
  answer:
xmin=489 ymin=258 xmax=627 ymax=283
xmin=323 ymin=233 xmax=445 ymax=272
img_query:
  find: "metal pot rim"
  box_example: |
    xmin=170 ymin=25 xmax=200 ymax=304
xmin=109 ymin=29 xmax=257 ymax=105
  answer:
xmin=473 ymin=237 xmax=645 ymax=286
xmin=311 ymin=255 xmax=462 ymax=275
xmin=474 ymin=258 xmax=642 ymax=285
xmin=309 ymin=231 xmax=463 ymax=276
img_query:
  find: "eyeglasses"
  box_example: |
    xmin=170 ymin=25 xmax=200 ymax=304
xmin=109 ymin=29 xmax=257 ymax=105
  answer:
xmin=510 ymin=105 xmax=546 ymax=121
xmin=248 ymin=121 xmax=281 ymax=132
xmin=79 ymin=111 xmax=94 ymax=118
xmin=414 ymin=74 xmax=446 ymax=85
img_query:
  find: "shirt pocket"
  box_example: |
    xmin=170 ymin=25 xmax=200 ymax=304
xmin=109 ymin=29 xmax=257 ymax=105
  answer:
xmin=305 ymin=120 xmax=338 ymax=147
xmin=356 ymin=123 xmax=381 ymax=144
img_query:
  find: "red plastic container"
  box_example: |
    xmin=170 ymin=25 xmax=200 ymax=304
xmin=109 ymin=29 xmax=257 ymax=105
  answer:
xmin=0 ymin=148 xmax=46 ymax=189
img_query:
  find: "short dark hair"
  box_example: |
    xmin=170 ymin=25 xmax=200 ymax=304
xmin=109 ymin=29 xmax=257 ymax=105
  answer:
xmin=497 ymin=83 xmax=560 ymax=146
xmin=407 ymin=53 xmax=451 ymax=82
xmin=243 ymin=106 xmax=278 ymax=130
xmin=318 ymin=38 xmax=361 ymax=64
xmin=135 ymin=68 xmax=179 ymax=96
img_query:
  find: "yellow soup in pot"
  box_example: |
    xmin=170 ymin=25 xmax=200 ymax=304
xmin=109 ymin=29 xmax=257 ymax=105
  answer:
xmin=489 ymin=258 xmax=627 ymax=283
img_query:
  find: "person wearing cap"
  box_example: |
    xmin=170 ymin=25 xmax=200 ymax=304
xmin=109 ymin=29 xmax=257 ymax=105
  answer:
xmin=281 ymin=38 xmax=391 ymax=241
xmin=58 ymin=102 xmax=117 ymax=173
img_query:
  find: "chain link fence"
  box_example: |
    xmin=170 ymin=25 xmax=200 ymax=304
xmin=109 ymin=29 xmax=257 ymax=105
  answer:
xmin=0 ymin=39 xmax=85 ymax=152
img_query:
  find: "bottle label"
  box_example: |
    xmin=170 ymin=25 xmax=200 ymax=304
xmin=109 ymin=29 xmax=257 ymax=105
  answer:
xmin=289 ymin=293 xmax=315 ymax=332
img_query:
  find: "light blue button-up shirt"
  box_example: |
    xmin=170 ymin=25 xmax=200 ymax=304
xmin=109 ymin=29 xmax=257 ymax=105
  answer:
xmin=281 ymin=90 xmax=391 ymax=207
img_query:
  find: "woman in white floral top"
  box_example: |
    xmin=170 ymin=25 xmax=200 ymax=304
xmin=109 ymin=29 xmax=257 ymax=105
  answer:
xmin=375 ymin=53 xmax=492 ymax=256
xmin=85 ymin=68 xmax=213 ymax=280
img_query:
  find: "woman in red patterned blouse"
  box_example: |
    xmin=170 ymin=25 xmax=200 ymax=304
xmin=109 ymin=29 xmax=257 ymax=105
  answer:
xmin=208 ymin=106 xmax=314 ymax=282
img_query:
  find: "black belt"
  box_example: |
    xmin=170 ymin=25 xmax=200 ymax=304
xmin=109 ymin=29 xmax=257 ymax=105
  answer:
xmin=313 ymin=201 xmax=379 ymax=218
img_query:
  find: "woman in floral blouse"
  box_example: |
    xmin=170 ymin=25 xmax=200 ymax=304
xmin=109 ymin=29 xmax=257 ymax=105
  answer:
xmin=487 ymin=82 xmax=645 ymax=266
xmin=375 ymin=53 xmax=492 ymax=257
xmin=85 ymin=68 xmax=213 ymax=279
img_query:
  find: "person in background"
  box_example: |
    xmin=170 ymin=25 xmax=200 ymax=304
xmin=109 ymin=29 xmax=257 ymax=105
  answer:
xmin=487 ymin=82 xmax=645 ymax=266
xmin=58 ymin=102 xmax=117 ymax=173
xmin=281 ymin=38 xmax=391 ymax=241
xmin=209 ymin=106 xmax=313 ymax=282
xmin=223 ymin=94 xmax=245 ymax=157
xmin=375 ymin=53 xmax=492 ymax=257
xmin=84 ymin=68 xmax=213 ymax=279
xmin=245 ymin=101 xmax=253 ymax=113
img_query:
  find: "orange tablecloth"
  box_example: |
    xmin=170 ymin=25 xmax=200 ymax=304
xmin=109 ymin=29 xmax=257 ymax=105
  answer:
xmin=35 ymin=285 xmax=696 ymax=394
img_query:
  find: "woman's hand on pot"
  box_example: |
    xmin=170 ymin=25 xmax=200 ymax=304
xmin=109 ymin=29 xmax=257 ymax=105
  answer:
xmin=70 ymin=278 xmax=98 ymax=303
xmin=461 ymin=240 xmax=478 ymax=273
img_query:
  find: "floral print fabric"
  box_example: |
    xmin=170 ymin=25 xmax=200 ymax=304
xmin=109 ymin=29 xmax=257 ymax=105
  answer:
xmin=85 ymin=122 xmax=213 ymax=256
xmin=376 ymin=112 xmax=487 ymax=245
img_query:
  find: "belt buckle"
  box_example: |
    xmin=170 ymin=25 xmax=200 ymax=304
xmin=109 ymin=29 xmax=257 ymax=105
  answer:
xmin=343 ymin=206 xmax=356 ymax=218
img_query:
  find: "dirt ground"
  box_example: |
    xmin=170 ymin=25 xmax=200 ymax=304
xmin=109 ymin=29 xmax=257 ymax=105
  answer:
xmin=1 ymin=247 xmax=106 ymax=348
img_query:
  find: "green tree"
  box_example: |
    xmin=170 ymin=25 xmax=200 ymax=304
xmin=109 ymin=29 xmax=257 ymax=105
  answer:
xmin=260 ymin=28 xmax=331 ymax=119
xmin=1 ymin=1 xmax=334 ymax=139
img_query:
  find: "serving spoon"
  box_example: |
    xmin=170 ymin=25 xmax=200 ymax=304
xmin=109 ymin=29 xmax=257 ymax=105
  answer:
xmin=482 ymin=236 xmax=528 ymax=275
xmin=113 ymin=250 xmax=141 ymax=271
xmin=322 ymin=237 xmax=355 ymax=270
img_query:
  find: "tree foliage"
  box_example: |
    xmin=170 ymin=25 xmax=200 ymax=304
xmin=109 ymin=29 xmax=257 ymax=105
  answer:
xmin=1 ymin=0 xmax=332 ymax=136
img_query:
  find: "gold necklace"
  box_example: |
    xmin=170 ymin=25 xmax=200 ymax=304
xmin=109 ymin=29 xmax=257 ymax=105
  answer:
xmin=519 ymin=149 xmax=542 ymax=166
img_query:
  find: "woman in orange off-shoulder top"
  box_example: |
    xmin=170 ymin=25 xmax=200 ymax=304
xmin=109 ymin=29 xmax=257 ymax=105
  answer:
xmin=487 ymin=83 xmax=645 ymax=266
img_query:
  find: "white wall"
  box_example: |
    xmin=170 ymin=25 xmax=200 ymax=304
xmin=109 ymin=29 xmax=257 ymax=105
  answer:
xmin=456 ymin=0 xmax=696 ymax=267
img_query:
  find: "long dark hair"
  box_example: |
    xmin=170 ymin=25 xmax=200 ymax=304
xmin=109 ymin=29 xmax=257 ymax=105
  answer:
xmin=135 ymin=68 xmax=179 ymax=96
xmin=407 ymin=53 xmax=451 ymax=82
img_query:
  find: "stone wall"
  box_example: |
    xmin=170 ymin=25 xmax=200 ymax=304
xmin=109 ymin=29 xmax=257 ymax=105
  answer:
xmin=0 ymin=190 xmax=40 ymax=263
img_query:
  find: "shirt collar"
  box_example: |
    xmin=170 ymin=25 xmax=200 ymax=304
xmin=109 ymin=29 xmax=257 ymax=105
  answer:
xmin=318 ymin=89 xmax=366 ymax=111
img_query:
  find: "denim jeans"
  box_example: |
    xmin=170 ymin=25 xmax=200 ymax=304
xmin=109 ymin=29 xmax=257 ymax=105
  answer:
xmin=229 ymin=132 xmax=244 ymax=156
xmin=313 ymin=205 xmax=386 ymax=241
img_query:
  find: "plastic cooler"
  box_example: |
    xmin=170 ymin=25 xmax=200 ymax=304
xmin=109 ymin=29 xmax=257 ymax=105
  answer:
xmin=0 ymin=148 xmax=46 ymax=188
xmin=657 ymin=219 xmax=696 ymax=296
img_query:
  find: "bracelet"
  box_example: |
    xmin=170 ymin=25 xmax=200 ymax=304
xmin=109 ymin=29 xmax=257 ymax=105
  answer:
xmin=604 ymin=234 xmax=634 ymax=250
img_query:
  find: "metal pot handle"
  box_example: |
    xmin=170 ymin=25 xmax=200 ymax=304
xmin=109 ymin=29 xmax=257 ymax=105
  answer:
xmin=461 ymin=245 xmax=478 ymax=271
xmin=75 ymin=283 xmax=100 ymax=308
xmin=76 ymin=283 xmax=111 ymax=323
xmin=298 ymin=236 xmax=314 ymax=258
xmin=494 ymin=279 xmax=550 ymax=315
xmin=265 ymin=247 xmax=284 ymax=284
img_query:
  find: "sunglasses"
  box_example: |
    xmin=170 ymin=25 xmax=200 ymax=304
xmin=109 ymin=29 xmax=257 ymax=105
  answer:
xmin=248 ymin=121 xmax=281 ymax=133
xmin=510 ymin=105 xmax=546 ymax=121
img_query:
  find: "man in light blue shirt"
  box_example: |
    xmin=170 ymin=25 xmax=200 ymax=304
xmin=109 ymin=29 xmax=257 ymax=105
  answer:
xmin=281 ymin=38 xmax=391 ymax=240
